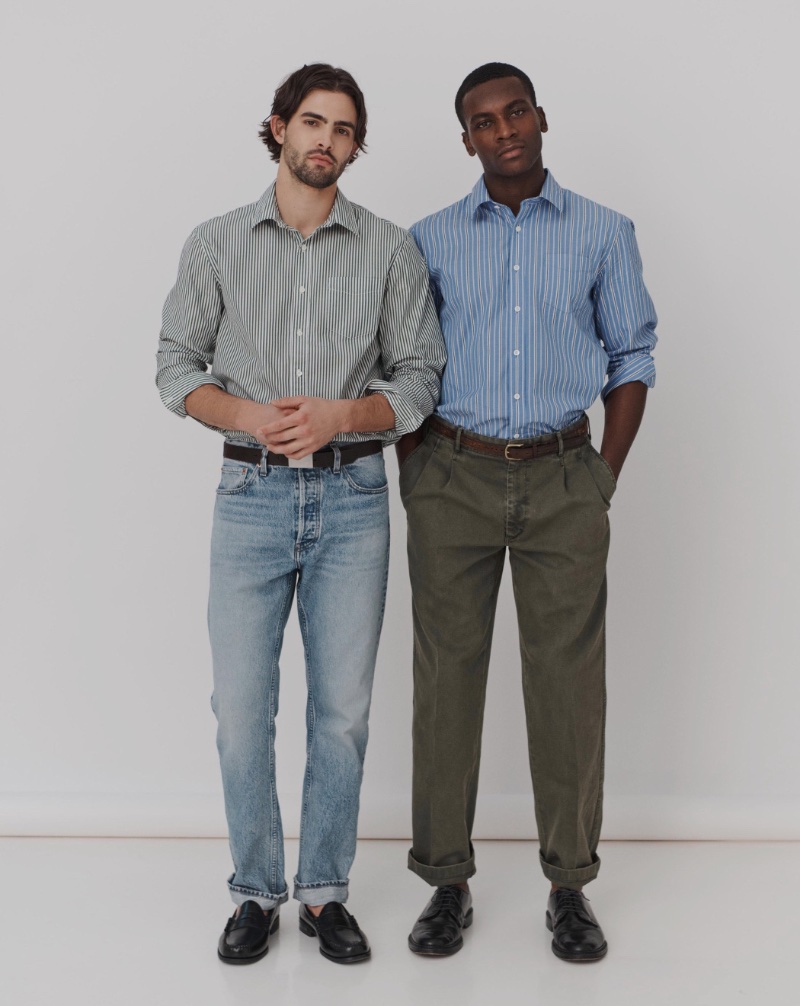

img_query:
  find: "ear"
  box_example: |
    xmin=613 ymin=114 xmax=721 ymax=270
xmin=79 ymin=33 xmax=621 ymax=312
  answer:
xmin=462 ymin=131 xmax=477 ymax=157
xmin=270 ymin=114 xmax=287 ymax=146
xmin=537 ymin=107 xmax=548 ymax=133
xmin=346 ymin=142 xmax=360 ymax=165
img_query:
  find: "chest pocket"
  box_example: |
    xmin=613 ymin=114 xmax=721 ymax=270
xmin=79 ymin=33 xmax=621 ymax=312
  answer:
xmin=326 ymin=275 xmax=384 ymax=339
xmin=536 ymin=254 xmax=594 ymax=314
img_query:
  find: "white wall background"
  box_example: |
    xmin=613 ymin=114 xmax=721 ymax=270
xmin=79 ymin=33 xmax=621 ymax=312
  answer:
xmin=2 ymin=0 xmax=798 ymax=841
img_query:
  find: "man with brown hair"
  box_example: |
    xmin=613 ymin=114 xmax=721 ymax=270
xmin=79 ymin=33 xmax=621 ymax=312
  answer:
xmin=156 ymin=63 xmax=444 ymax=965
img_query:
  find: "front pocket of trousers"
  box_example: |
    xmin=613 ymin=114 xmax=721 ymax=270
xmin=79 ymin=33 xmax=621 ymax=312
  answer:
xmin=216 ymin=464 xmax=259 ymax=495
xmin=581 ymin=450 xmax=615 ymax=508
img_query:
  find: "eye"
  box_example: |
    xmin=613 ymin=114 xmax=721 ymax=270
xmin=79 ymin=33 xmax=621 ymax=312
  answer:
xmin=475 ymin=120 xmax=492 ymax=130
xmin=511 ymin=108 xmax=526 ymax=117
xmin=337 ymin=127 xmax=351 ymax=136
xmin=304 ymin=119 xmax=317 ymax=126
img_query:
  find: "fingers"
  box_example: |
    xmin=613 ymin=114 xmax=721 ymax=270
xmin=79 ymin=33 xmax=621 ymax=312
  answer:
xmin=270 ymin=396 xmax=307 ymax=408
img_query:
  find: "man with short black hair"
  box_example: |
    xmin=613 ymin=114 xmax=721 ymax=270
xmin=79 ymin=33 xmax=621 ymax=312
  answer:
xmin=157 ymin=63 xmax=444 ymax=965
xmin=399 ymin=62 xmax=657 ymax=962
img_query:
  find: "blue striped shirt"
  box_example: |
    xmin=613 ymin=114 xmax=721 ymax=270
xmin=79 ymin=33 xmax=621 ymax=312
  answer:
xmin=409 ymin=171 xmax=657 ymax=438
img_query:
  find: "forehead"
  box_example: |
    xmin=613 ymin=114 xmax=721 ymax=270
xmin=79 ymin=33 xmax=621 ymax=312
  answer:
xmin=292 ymin=88 xmax=357 ymax=121
xmin=462 ymin=76 xmax=531 ymax=120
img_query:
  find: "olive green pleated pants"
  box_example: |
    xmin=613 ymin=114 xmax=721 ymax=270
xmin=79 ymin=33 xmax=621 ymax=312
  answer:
xmin=400 ymin=420 xmax=616 ymax=890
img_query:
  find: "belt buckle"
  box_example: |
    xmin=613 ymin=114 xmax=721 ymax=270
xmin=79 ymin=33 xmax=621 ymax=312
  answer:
xmin=504 ymin=442 xmax=524 ymax=461
xmin=288 ymin=455 xmax=314 ymax=469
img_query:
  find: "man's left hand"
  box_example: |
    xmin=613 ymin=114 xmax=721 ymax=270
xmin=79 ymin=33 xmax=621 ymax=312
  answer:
xmin=257 ymin=396 xmax=348 ymax=459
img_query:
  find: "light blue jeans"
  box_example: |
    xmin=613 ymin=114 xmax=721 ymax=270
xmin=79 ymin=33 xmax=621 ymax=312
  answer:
xmin=208 ymin=444 xmax=390 ymax=909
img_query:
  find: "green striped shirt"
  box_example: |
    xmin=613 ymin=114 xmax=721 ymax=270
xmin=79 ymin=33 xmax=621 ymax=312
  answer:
xmin=156 ymin=183 xmax=446 ymax=443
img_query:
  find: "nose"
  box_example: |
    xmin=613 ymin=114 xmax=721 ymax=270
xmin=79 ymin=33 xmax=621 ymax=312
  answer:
xmin=496 ymin=116 xmax=518 ymax=141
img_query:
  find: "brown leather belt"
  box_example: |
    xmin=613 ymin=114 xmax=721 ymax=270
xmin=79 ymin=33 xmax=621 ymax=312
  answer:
xmin=223 ymin=440 xmax=383 ymax=469
xmin=428 ymin=416 xmax=589 ymax=461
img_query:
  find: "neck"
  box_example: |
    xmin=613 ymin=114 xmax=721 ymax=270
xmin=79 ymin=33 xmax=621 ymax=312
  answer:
xmin=275 ymin=162 xmax=338 ymax=238
xmin=484 ymin=163 xmax=547 ymax=216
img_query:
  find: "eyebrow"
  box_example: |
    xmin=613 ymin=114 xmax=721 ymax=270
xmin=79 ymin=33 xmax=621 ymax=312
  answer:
xmin=301 ymin=111 xmax=356 ymax=131
xmin=469 ymin=98 xmax=530 ymax=124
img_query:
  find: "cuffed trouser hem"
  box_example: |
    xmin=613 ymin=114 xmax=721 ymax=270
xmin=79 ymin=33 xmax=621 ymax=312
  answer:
xmin=229 ymin=880 xmax=289 ymax=910
xmin=539 ymin=851 xmax=600 ymax=889
xmin=407 ymin=848 xmax=476 ymax=887
xmin=293 ymin=880 xmax=349 ymax=906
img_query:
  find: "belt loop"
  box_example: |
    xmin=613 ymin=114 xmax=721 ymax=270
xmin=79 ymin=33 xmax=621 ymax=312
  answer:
xmin=332 ymin=445 xmax=342 ymax=474
xmin=454 ymin=427 xmax=463 ymax=454
xmin=556 ymin=429 xmax=565 ymax=466
xmin=260 ymin=446 xmax=268 ymax=475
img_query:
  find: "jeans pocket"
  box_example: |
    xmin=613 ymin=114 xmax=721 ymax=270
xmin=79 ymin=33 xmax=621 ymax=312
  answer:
xmin=216 ymin=463 xmax=259 ymax=496
xmin=341 ymin=453 xmax=388 ymax=494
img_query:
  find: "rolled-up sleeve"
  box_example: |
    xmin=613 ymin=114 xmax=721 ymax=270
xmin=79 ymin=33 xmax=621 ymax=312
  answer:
xmin=594 ymin=218 xmax=657 ymax=399
xmin=366 ymin=236 xmax=446 ymax=435
xmin=156 ymin=227 xmax=226 ymax=417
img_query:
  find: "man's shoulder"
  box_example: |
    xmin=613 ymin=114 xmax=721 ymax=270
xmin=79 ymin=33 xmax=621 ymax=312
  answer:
xmin=346 ymin=200 xmax=410 ymax=251
xmin=557 ymin=184 xmax=631 ymax=232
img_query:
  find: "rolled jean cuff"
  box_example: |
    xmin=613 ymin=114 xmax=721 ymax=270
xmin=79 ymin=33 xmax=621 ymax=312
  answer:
xmin=293 ymin=880 xmax=349 ymax=906
xmin=407 ymin=848 xmax=476 ymax=887
xmin=539 ymin=850 xmax=600 ymax=888
xmin=229 ymin=880 xmax=289 ymax=910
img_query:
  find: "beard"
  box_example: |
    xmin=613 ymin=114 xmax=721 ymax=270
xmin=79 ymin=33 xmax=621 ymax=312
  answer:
xmin=283 ymin=139 xmax=346 ymax=190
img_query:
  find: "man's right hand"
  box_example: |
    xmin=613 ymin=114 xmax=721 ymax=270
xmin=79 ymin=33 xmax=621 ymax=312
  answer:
xmin=395 ymin=426 xmax=426 ymax=466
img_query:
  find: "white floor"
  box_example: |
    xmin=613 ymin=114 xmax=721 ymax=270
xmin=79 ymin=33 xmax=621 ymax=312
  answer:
xmin=2 ymin=838 xmax=797 ymax=1006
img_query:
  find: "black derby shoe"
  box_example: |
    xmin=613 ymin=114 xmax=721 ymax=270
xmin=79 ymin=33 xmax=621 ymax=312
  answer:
xmin=408 ymin=885 xmax=473 ymax=956
xmin=218 ymin=900 xmax=280 ymax=965
xmin=299 ymin=903 xmax=371 ymax=964
xmin=546 ymin=888 xmax=607 ymax=962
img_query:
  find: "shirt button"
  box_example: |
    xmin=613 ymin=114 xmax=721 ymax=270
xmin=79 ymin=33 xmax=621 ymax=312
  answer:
xmin=297 ymin=329 xmax=303 ymax=337
xmin=514 ymin=432 xmax=520 ymax=437
xmin=296 ymin=370 xmax=303 ymax=377
xmin=514 ymin=349 xmax=520 ymax=356
xmin=515 ymin=226 xmax=521 ymax=233
xmin=514 ymin=305 xmax=521 ymax=313
xmin=301 ymin=246 xmax=307 ymax=253
xmin=514 ymin=393 xmax=520 ymax=400
xmin=514 ymin=264 xmax=520 ymax=271
xmin=299 ymin=286 xmax=306 ymax=294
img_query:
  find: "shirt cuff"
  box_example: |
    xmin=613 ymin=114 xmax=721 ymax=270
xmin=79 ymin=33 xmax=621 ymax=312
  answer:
xmin=365 ymin=381 xmax=426 ymax=436
xmin=602 ymin=357 xmax=656 ymax=400
xmin=159 ymin=373 xmax=226 ymax=418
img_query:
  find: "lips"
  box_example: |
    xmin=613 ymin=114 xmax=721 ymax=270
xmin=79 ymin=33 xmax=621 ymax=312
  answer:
xmin=307 ymin=153 xmax=335 ymax=166
xmin=498 ymin=144 xmax=525 ymax=158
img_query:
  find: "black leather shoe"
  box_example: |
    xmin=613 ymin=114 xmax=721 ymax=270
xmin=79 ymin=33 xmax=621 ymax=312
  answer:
xmin=299 ymin=903 xmax=371 ymax=964
xmin=218 ymin=900 xmax=280 ymax=964
xmin=546 ymin=889 xmax=607 ymax=962
xmin=408 ymin=885 xmax=473 ymax=956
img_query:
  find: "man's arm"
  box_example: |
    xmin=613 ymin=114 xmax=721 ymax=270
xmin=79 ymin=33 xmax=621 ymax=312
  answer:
xmin=594 ymin=217 xmax=657 ymax=478
xmin=184 ymin=385 xmax=293 ymax=440
xmin=156 ymin=228 xmax=228 ymax=416
xmin=599 ymin=381 xmax=648 ymax=480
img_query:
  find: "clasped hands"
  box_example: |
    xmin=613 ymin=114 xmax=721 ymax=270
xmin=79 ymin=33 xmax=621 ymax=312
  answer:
xmin=254 ymin=396 xmax=347 ymax=461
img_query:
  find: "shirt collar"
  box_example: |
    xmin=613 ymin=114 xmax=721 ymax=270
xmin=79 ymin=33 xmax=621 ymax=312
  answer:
xmin=468 ymin=168 xmax=564 ymax=216
xmin=250 ymin=182 xmax=359 ymax=234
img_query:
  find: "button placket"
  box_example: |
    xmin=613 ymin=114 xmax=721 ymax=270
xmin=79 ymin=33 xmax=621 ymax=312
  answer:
xmin=513 ymin=222 xmax=521 ymax=428
xmin=295 ymin=238 xmax=310 ymax=390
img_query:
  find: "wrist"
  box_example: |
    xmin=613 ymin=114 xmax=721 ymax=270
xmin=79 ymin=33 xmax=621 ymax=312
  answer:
xmin=336 ymin=399 xmax=354 ymax=432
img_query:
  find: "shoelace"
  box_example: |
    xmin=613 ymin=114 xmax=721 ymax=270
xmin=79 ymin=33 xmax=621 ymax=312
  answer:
xmin=554 ymin=890 xmax=592 ymax=919
xmin=432 ymin=886 xmax=465 ymax=915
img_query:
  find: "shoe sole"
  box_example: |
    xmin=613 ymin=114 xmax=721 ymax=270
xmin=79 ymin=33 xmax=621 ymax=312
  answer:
xmin=299 ymin=916 xmax=372 ymax=964
xmin=407 ymin=907 xmax=474 ymax=956
xmin=545 ymin=911 xmax=607 ymax=962
xmin=218 ymin=913 xmax=280 ymax=965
